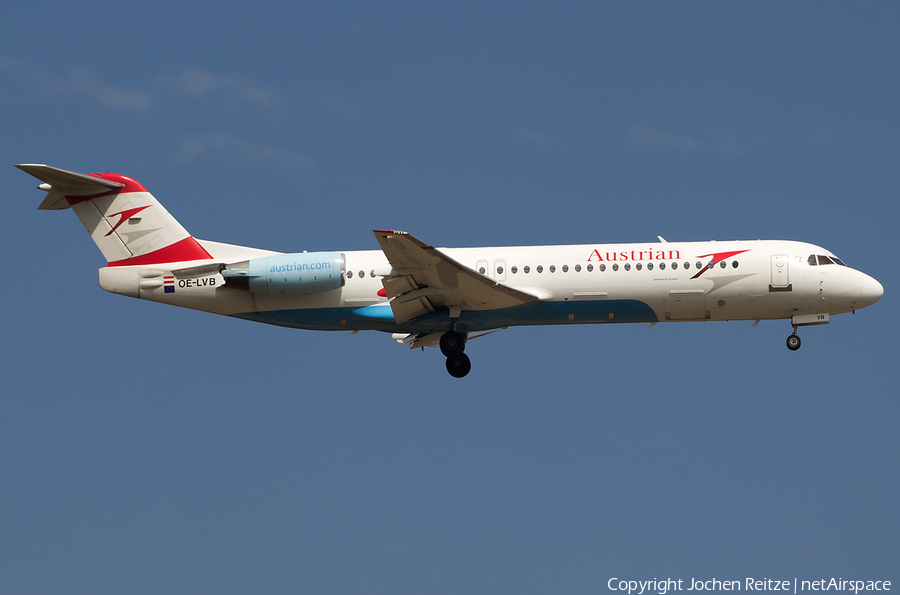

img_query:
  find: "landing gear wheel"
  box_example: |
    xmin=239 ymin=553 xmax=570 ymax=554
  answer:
xmin=446 ymin=353 xmax=472 ymax=378
xmin=440 ymin=330 xmax=465 ymax=357
xmin=786 ymin=334 xmax=801 ymax=351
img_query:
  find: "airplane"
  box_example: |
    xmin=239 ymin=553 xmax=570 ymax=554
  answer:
xmin=17 ymin=163 xmax=884 ymax=378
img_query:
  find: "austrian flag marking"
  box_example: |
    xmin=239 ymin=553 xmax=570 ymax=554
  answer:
xmin=164 ymin=275 xmax=175 ymax=293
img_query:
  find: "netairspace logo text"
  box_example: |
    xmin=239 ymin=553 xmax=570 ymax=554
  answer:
xmin=608 ymin=579 xmax=891 ymax=595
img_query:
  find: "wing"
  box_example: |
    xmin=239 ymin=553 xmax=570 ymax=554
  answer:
xmin=373 ymin=230 xmax=537 ymax=324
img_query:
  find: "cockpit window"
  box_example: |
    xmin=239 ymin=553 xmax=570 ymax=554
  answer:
xmin=810 ymin=254 xmax=850 ymax=266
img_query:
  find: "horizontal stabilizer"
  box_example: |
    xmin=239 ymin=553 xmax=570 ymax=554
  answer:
xmin=15 ymin=164 xmax=124 ymax=210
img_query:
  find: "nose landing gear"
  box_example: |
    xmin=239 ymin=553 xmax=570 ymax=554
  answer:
xmin=440 ymin=330 xmax=470 ymax=377
xmin=785 ymin=313 xmax=829 ymax=351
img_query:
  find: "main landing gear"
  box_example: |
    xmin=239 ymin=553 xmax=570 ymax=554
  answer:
xmin=440 ymin=330 xmax=470 ymax=378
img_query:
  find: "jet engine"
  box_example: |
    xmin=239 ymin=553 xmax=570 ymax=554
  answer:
xmin=222 ymin=252 xmax=345 ymax=293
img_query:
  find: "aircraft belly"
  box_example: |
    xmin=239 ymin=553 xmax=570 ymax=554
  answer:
xmin=229 ymin=299 xmax=658 ymax=334
xmin=456 ymin=299 xmax=658 ymax=330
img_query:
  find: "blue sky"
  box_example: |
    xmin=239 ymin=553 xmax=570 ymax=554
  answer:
xmin=1 ymin=3 xmax=897 ymax=593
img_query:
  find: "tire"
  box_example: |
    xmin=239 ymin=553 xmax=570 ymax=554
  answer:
xmin=786 ymin=334 xmax=801 ymax=351
xmin=446 ymin=353 xmax=472 ymax=378
xmin=440 ymin=330 xmax=465 ymax=357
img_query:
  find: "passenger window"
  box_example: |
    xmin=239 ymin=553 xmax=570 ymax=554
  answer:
xmin=347 ymin=270 xmax=353 ymax=278
xmin=497 ymin=266 xmax=504 ymax=275
xmin=624 ymin=263 xmax=631 ymax=271
xmin=524 ymin=266 xmax=530 ymax=274
xmin=648 ymin=262 xmax=654 ymax=270
xmin=370 ymin=270 xmax=375 ymax=278
xmin=612 ymin=264 xmax=618 ymax=271
xmin=599 ymin=263 xmax=606 ymax=272
xmin=478 ymin=266 xmax=485 ymax=274
xmin=549 ymin=265 xmax=556 ymax=273
xmin=511 ymin=266 xmax=518 ymax=274
xmin=537 ymin=265 xmax=543 ymax=273
xmin=720 ymin=261 xmax=727 ymax=269
xmin=671 ymin=262 xmax=678 ymax=270
xmin=732 ymin=261 xmax=739 ymax=268
xmin=635 ymin=263 xmax=642 ymax=271
xmin=575 ymin=264 xmax=582 ymax=272
xmin=659 ymin=262 xmax=665 ymax=270
xmin=563 ymin=265 xmax=569 ymax=273
xmin=359 ymin=271 xmax=364 ymax=278
xmin=684 ymin=262 xmax=690 ymax=270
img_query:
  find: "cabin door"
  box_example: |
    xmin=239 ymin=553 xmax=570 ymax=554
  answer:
xmin=771 ymin=255 xmax=790 ymax=289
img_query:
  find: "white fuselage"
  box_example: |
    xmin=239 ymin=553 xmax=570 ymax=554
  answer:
xmin=101 ymin=238 xmax=883 ymax=335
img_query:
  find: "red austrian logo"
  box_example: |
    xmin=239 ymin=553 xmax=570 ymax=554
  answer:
xmin=690 ymin=250 xmax=750 ymax=278
xmin=105 ymin=205 xmax=150 ymax=237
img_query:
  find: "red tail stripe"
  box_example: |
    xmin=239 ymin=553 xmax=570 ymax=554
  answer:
xmin=65 ymin=174 xmax=149 ymax=206
xmin=88 ymin=172 xmax=148 ymax=193
xmin=106 ymin=237 xmax=213 ymax=267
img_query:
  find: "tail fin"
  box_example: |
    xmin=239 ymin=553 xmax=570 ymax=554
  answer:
xmin=17 ymin=164 xmax=212 ymax=266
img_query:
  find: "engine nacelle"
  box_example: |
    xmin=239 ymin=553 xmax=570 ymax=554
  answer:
xmin=222 ymin=252 xmax=345 ymax=293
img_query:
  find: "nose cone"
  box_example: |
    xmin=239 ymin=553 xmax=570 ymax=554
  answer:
xmin=860 ymin=275 xmax=884 ymax=308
